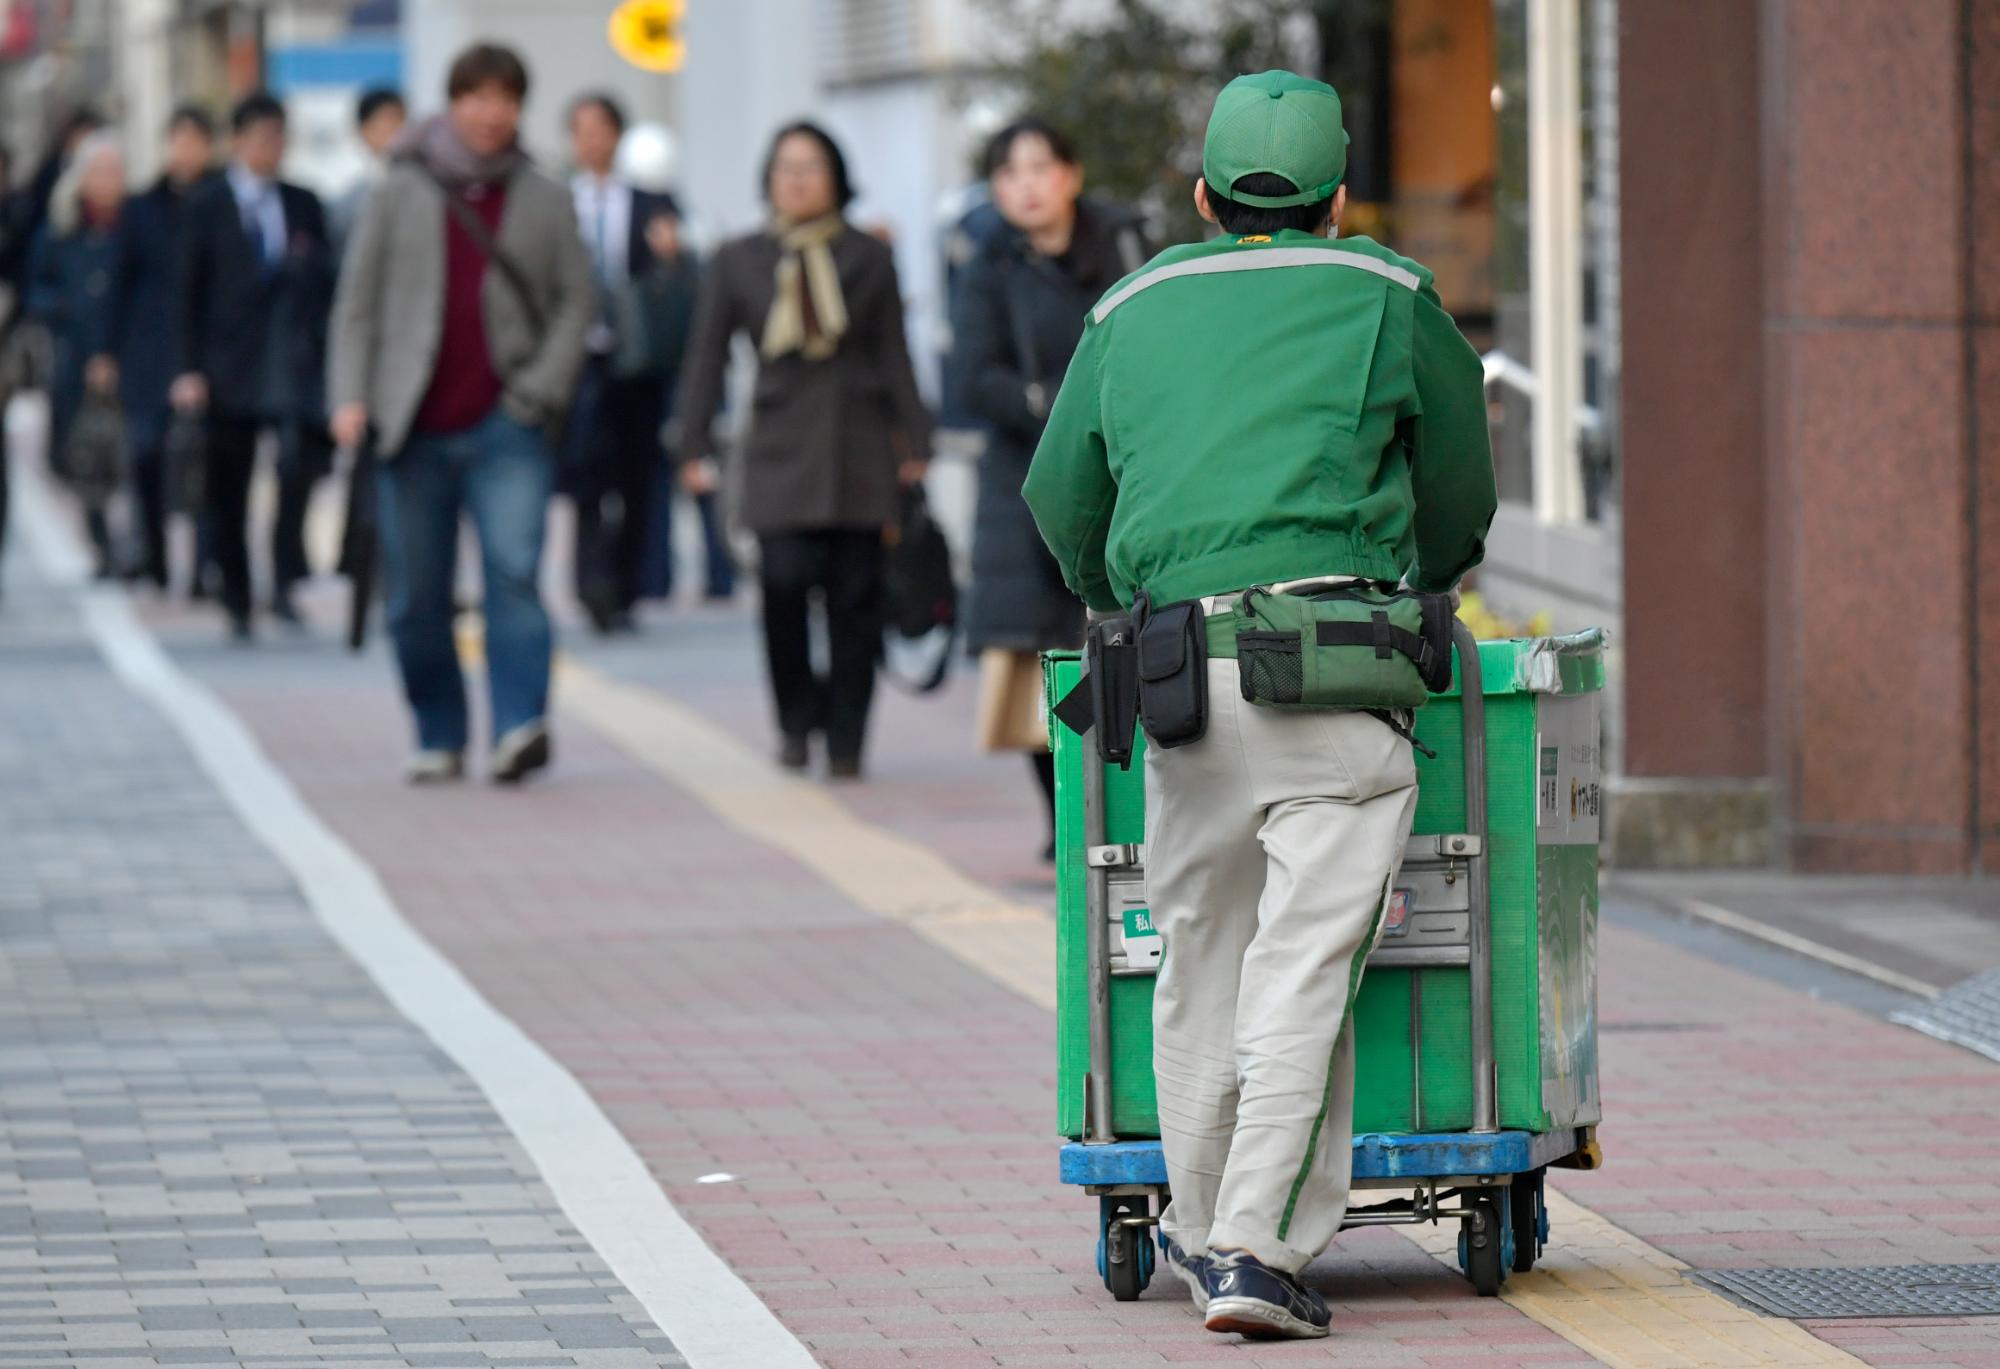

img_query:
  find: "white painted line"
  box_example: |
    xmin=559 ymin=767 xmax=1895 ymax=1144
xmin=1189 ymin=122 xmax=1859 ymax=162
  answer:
xmin=20 ymin=472 xmax=818 ymax=1369
xmin=11 ymin=403 xmax=93 ymax=585
xmin=1671 ymin=897 xmax=1943 ymax=1001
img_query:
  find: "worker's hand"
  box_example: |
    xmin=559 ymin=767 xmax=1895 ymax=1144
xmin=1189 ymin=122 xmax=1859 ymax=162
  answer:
xmin=897 ymin=458 xmax=929 ymax=489
xmin=1449 ymin=584 xmax=1464 ymax=612
xmin=330 ymin=402 xmax=370 ymax=451
xmin=85 ymin=354 xmax=118 ymax=395
xmin=644 ymin=214 xmax=682 ymax=262
xmin=169 ymin=373 xmax=207 ymax=413
xmin=681 ymin=457 xmax=719 ymax=495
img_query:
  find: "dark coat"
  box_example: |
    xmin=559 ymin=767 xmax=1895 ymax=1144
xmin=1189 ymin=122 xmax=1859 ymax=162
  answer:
xmin=112 ymin=173 xmax=210 ymax=445
xmin=952 ymin=199 xmax=1147 ymax=652
xmin=608 ymin=189 xmax=697 ymax=391
xmin=25 ymin=217 xmax=120 ymax=447
xmin=173 ymin=174 xmax=334 ymax=423
xmin=674 ymin=222 xmax=931 ymax=536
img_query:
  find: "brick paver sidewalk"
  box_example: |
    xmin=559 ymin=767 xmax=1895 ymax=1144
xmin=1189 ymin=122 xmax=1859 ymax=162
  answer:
xmin=0 ymin=565 xmax=685 ymax=1368
xmin=124 ymin=593 xmax=1590 ymax=1366
xmin=568 ymin=609 xmax=2000 ymax=1367
xmin=94 ymin=571 xmax=1990 ymax=1367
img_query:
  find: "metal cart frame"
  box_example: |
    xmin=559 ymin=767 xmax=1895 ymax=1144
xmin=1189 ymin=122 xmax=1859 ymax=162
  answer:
xmin=1062 ymin=621 xmax=1598 ymax=1300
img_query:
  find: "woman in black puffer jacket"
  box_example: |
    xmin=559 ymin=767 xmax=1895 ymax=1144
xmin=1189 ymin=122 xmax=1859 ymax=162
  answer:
xmin=951 ymin=118 xmax=1147 ymax=860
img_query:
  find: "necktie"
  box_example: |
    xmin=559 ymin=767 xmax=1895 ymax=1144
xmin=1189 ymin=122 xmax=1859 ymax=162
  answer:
xmin=595 ymin=186 xmax=612 ymax=285
xmin=246 ymin=188 xmax=276 ymax=273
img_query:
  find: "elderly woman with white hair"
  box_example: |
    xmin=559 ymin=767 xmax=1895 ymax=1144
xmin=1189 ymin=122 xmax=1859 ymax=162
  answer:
xmin=26 ymin=129 xmax=127 ymax=575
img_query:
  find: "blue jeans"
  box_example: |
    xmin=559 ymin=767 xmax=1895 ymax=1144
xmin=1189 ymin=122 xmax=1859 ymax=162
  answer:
xmin=378 ymin=409 xmax=554 ymax=752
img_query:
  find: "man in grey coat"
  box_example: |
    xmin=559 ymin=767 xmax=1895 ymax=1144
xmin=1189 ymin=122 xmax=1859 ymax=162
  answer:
xmin=328 ymin=43 xmax=593 ymax=785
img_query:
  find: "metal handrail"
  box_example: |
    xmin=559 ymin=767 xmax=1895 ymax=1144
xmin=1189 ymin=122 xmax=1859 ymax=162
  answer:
xmin=1481 ymin=349 xmax=1604 ymax=441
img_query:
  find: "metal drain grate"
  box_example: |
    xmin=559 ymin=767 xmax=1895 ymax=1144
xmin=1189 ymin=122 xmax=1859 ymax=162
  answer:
xmin=1697 ymin=1265 xmax=2000 ymax=1319
xmin=1893 ymin=969 xmax=2000 ymax=1064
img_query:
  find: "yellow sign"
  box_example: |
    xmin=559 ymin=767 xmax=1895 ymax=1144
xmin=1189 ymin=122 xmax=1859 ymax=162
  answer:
xmin=609 ymin=0 xmax=687 ymax=73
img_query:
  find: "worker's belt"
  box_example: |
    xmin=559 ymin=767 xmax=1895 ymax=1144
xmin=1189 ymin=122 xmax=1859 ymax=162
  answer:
xmin=1052 ymin=583 xmax=1456 ymax=762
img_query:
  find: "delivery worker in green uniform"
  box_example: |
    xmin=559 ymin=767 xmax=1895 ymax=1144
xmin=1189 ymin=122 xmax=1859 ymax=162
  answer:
xmin=1025 ymin=71 xmax=1497 ymax=1339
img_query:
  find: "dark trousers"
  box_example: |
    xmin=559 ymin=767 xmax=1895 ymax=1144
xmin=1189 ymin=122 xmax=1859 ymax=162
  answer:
xmin=759 ymin=529 xmax=884 ymax=762
xmin=0 ymin=419 xmax=9 ymax=581
xmin=641 ymin=462 xmax=735 ymax=599
xmin=128 ymin=437 xmax=169 ymax=588
xmin=206 ymin=414 xmax=328 ymax=622
xmin=569 ymin=359 xmax=663 ymax=619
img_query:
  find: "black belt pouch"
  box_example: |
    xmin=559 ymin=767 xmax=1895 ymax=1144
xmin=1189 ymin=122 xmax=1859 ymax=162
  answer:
xmin=1086 ymin=615 xmax=1140 ymax=768
xmin=1135 ymin=596 xmax=1209 ymax=749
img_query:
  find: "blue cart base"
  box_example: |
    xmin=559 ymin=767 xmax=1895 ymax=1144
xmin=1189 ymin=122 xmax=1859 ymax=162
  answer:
xmin=1064 ymin=1128 xmax=1593 ymax=1302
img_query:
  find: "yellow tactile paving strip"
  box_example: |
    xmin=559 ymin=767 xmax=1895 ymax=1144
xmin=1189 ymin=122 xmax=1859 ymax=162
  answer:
xmin=557 ymin=656 xmax=1870 ymax=1369
xmin=1403 ymin=1193 xmax=1866 ymax=1367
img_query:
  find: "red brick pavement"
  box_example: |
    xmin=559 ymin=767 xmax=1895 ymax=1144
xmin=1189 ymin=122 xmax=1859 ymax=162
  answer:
xmin=138 ymin=592 xmax=2000 ymax=1366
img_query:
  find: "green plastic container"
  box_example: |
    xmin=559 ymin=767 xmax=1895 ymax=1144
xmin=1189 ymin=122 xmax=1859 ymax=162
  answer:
xmin=1049 ymin=633 xmax=1605 ymax=1140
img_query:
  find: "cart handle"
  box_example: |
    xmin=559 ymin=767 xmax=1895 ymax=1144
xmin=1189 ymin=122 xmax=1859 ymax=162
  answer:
xmin=1453 ymin=620 xmax=1498 ymax=1135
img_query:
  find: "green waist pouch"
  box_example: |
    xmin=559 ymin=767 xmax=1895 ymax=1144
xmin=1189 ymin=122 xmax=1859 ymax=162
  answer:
xmin=1208 ymin=584 xmax=1455 ymax=711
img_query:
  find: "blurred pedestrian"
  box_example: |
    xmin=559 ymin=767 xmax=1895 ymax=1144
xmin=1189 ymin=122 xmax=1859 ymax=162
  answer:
xmin=3 ymin=109 xmax=103 ymax=307
xmin=111 ymin=105 xmax=216 ymax=590
xmin=330 ymin=88 xmax=406 ymax=258
xmin=328 ymin=43 xmax=593 ymax=785
xmin=171 ymin=92 xmax=336 ymax=638
xmin=562 ymin=91 xmax=685 ymax=632
xmin=0 ymin=141 xmax=17 ymax=597
xmin=675 ymin=122 xmax=931 ymax=780
xmin=951 ymin=117 xmax=1147 ymax=859
xmin=634 ymin=204 xmax=734 ymax=606
xmin=0 ymin=141 xmax=21 ymax=318
xmin=26 ymin=131 xmax=128 ymax=576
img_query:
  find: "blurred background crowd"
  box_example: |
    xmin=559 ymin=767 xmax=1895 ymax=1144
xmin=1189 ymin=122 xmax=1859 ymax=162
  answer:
xmin=0 ymin=0 xmax=1991 ymax=879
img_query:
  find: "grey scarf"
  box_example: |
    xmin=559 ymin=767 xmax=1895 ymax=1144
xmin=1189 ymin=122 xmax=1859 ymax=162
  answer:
xmin=394 ymin=113 xmax=527 ymax=188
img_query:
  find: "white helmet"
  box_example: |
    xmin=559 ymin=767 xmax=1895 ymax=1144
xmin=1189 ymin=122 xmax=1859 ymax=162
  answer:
xmin=616 ymin=122 xmax=677 ymax=192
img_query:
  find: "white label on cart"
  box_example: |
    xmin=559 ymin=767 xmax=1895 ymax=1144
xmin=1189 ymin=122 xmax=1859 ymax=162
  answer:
xmin=1535 ymin=693 xmax=1602 ymax=845
xmin=1121 ymin=906 xmax=1163 ymax=971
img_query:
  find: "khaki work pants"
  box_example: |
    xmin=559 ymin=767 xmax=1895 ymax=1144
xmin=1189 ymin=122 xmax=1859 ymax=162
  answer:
xmin=1145 ymin=656 xmax=1418 ymax=1273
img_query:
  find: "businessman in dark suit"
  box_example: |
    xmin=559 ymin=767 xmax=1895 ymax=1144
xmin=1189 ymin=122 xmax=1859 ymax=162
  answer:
xmin=171 ymin=91 xmax=335 ymax=638
xmin=113 ymin=105 xmax=217 ymax=591
xmin=562 ymin=92 xmax=694 ymax=633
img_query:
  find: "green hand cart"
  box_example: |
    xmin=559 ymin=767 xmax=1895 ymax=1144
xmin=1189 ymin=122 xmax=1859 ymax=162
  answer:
xmin=1049 ymin=623 xmax=1608 ymax=1299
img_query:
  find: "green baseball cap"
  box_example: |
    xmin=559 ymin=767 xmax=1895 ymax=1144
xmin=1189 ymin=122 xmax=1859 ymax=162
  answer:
xmin=1202 ymin=70 xmax=1348 ymax=208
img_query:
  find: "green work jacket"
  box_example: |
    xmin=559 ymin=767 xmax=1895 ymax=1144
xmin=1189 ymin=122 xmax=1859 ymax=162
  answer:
xmin=1022 ymin=229 xmax=1498 ymax=612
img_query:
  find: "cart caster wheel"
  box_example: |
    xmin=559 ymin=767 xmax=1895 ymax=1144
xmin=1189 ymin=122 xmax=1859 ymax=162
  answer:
xmin=1509 ymin=1169 xmax=1547 ymax=1274
xmin=1458 ymin=1191 xmax=1510 ymax=1296
xmin=1098 ymin=1196 xmax=1154 ymax=1301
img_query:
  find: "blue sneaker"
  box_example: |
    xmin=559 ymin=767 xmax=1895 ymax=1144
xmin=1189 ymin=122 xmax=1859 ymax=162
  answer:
xmin=1203 ymin=1247 xmax=1331 ymax=1339
xmin=1159 ymin=1235 xmax=1210 ymax=1311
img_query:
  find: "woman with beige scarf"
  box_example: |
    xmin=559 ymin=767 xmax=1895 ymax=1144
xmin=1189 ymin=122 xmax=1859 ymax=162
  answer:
xmin=675 ymin=122 xmax=931 ymax=780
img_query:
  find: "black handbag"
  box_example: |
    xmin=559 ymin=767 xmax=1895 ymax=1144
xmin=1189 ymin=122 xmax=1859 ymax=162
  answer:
xmin=880 ymin=484 xmax=958 ymax=694
xmin=65 ymin=393 xmax=128 ymax=505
